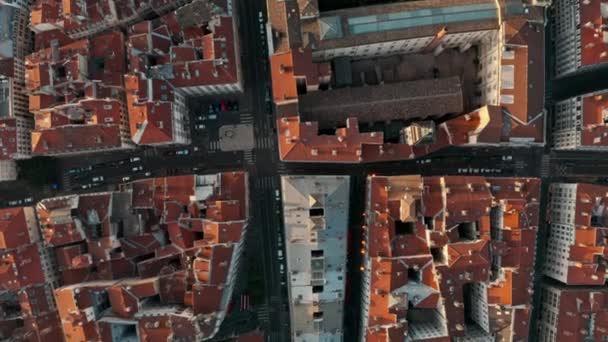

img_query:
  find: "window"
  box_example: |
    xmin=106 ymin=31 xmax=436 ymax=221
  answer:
xmin=311 ymin=250 xmax=324 ymax=258
xmin=309 ymin=208 xmax=324 ymax=217
xmin=312 ymin=285 xmax=324 ymax=293
xmin=408 ymin=268 xmax=421 ymax=283
xmin=395 ymin=220 xmax=415 ymax=235
xmin=457 ymin=222 xmax=478 ymax=241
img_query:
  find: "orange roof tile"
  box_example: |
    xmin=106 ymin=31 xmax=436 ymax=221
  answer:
xmin=579 ymin=0 xmax=608 ymax=68
xmin=364 ymin=175 xmax=540 ymax=339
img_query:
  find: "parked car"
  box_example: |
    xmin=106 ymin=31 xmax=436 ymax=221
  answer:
xmin=122 ymin=176 xmax=131 ymax=182
xmin=132 ymin=166 xmax=143 ymax=172
xmin=130 ymin=157 xmax=141 ymax=163
xmin=92 ymin=176 xmax=104 ymax=183
xmin=176 ymin=149 xmax=190 ymax=156
xmin=81 ymin=184 xmax=92 ymax=190
xmin=144 ymin=172 xmax=152 ymax=177
xmin=195 ymin=124 xmax=206 ymax=130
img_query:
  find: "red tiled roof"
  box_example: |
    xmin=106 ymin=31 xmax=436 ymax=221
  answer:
xmin=579 ymin=0 xmax=608 ymax=68
xmin=278 ymin=107 xmax=493 ymax=163
xmin=25 ymin=32 xmax=128 ymax=155
xmin=543 ymin=286 xmax=608 ymax=342
xmin=125 ymin=74 xmax=175 ymax=145
xmin=579 ymin=91 xmax=608 ymax=146
xmin=0 ymin=207 xmax=36 ymax=249
xmin=497 ymin=19 xmax=545 ymax=144
xmin=31 ymin=124 xmax=122 ymax=155
xmin=364 ymin=175 xmax=540 ymax=340
xmin=549 ymin=183 xmax=608 ymax=285
xmin=0 ymin=244 xmax=46 ymax=291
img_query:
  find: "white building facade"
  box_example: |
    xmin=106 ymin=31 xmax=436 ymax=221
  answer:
xmin=281 ymin=175 xmax=350 ymax=342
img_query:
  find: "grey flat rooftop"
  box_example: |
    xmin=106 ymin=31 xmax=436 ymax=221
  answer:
xmin=299 ymin=77 xmax=463 ymax=128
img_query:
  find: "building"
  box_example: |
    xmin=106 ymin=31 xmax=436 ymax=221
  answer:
xmin=553 ymin=90 xmax=608 ymax=150
xmin=554 ymin=0 xmax=608 ymax=77
xmin=544 ymin=183 xmax=608 ymax=285
xmin=0 ymin=206 xmax=64 ymax=341
xmin=538 ymin=284 xmax=608 ymax=341
xmin=267 ymin=0 xmax=546 ymax=163
xmin=25 ymin=31 xmax=134 ymax=156
xmin=29 ymin=0 xmax=192 ymax=40
xmin=539 ymin=182 xmax=608 ymax=341
xmin=280 ymin=175 xmax=350 ymax=341
xmin=361 ymin=175 xmax=540 ymax=341
xmin=125 ymin=0 xmax=241 ymax=145
xmin=32 ymin=172 xmax=250 ymax=341
xmin=0 ymin=0 xmax=34 ymax=181
xmin=0 ymin=117 xmax=32 ymax=180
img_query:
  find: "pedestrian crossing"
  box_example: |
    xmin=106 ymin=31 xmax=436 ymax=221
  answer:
xmin=255 ymin=135 xmax=275 ymax=150
xmin=540 ymin=154 xmax=550 ymax=178
xmin=254 ymin=176 xmax=275 ymax=191
xmin=62 ymin=173 xmax=71 ymax=189
xmin=240 ymin=113 xmax=254 ymax=124
xmin=244 ymin=150 xmax=255 ymax=165
xmin=256 ymin=306 xmax=269 ymax=323
xmin=208 ymin=140 xmax=220 ymax=151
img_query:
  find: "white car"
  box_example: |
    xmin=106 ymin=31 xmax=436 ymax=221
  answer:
xmin=132 ymin=166 xmax=143 ymax=172
xmin=502 ymin=155 xmax=513 ymax=161
xmin=81 ymin=184 xmax=92 ymax=189
xmin=208 ymin=114 xmax=217 ymax=120
xmin=92 ymin=176 xmax=104 ymax=182
xmin=130 ymin=157 xmax=141 ymax=163
xmin=144 ymin=172 xmax=152 ymax=177
xmin=122 ymin=176 xmax=131 ymax=182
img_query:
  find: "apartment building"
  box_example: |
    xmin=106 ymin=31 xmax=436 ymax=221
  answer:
xmin=29 ymin=0 xmax=192 ymax=40
xmin=0 ymin=0 xmax=34 ymax=180
xmin=0 ymin=206 xmax=64 ymax=340
xmin=25 ymin=31 xmax=134 ymax=156
xmin=554 ymin=0 xmax=608 ymax=77
xmin=538 ymin=284 xmax=608 ymax=341
xmin=361 ymin=175 xmax=540 ymax=341
xmin=124 ymin=0 xmax=241 ymax=145
xmin=29 ymin=172 xmax=250 ymax=341
xmin=553 ymin=89 xmax=608 ymax=150
xmin=267 ymin=0 xmax=546 ymax=163
xmin=280 ymin=175 xmax=350 ymax=341
xmin=545 ymin=183 xmax=608 ymax=285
